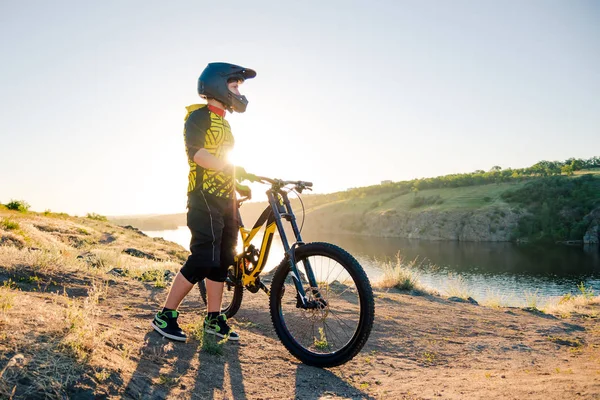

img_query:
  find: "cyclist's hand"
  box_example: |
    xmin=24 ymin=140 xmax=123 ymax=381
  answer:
xmin=233 ymin=166 xmax=259 ymax=183
xmin=235 ymin=182 xmax=252 ymax=199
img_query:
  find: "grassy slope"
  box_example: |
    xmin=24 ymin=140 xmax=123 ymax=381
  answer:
xmin=329 ymin=181 xmax=527 ymax=215
xmin=107 ymin=171 xmax=600 ymax=236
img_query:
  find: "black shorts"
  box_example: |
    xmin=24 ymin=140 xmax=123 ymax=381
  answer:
xmin=180 ymin=191 xmax=239 ymax=284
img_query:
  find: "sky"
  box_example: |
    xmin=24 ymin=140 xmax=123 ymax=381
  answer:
xmin=1 ymin=0 xmax=598 ymax=216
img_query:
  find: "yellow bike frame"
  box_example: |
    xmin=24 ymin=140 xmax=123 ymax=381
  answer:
xmin=236 ymin=201 xmax=279 ymax=287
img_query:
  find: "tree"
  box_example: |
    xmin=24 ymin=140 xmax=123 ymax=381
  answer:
xmin=561 ymin=164 xmax=574 ymax=176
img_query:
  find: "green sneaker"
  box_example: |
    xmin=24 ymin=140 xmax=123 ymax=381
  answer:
xmin=204 ymin=314 xmax=239 ymax=341
xmin=151 ymin=310 xmax=187 ymax=342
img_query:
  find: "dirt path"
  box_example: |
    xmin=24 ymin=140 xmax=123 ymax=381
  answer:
xmin=112 ymin=279 xmax=600 ymax=399
xmin=4 ymin=267 xmax=598 ymax=399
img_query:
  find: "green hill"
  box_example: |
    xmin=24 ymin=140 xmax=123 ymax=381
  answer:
xmin=105 ymin=158 xmax=600 ymax=244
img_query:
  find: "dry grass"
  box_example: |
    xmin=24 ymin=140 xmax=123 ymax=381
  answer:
xmin=445 ymin=274 xmax=472 ymax=299
xmin=60 ymin=282 xmax=105 ymax=361
xmin=0 ymin=349 xmax=84 ymax=399
xmin=376 ymin=253 xmax=423 ymax=292
xmin=0 ymin=277 xmax=128 ymax=399
xmin=0 ymin=245 xmax=82 ymax=275
xmin=524 ymin=289 xmax=543 ymax=310
xmin=0 ymin=287 xmax=90 ymax=398
xmin=481 ymin=288 xmax=507 ymax=308
xmin=0 ymin=210 xmax=188 ymax=398
xmin=543 ymin=284 xmax=600 ymax=318
xmin=88 ymin=248 xmax=179 ymax=279
xmin=0 ymin=283 xmax=17 ymax=315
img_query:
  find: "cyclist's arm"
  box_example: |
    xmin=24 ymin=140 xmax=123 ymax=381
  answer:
xmin=185 ymin=109 xmax=231 ymax=172
xmin=193 ymin=149 xmax=230 ymax=171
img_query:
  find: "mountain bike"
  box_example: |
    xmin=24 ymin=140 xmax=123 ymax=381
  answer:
xmin=198 ymin=176 xmax=375 ymax=368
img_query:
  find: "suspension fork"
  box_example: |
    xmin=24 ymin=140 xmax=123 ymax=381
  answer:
xmin=267 ymin=190 xmax=321 ymax=307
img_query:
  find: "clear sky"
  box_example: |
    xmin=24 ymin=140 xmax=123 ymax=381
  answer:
xmin=1 ymin=0 xmax=598 ymax=216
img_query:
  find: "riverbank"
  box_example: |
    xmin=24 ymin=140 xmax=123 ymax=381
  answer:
xmin=1 ymin=209 xmax=600 ymax=398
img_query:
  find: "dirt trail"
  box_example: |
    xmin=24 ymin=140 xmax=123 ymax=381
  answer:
xmin=4 ymin=266 xmax=599 ymax=400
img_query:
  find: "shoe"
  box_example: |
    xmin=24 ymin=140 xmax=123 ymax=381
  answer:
xmin=204 ymin=314 xmax=239 ymax=341
xmin=151 ymin=310 xmax=187 ymax=342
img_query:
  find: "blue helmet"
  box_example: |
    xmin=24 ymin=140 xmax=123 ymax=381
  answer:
xmin=198 ymin=62 xmax=257 ymax=113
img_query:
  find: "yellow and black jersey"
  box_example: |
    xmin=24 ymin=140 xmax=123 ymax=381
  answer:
xmin=184 ymin=104 xmax=235 ymax=199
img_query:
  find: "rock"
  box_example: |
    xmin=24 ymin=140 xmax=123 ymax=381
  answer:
xmin=108 ymin=268 xmax=127 ymax=277
xmin=448 ymin=296 xmax=479 ymax=305
xmin=583 ymin=226 xmax=599 ymax=244
xmin=120 ymin=225 xmax=147 ymax=237
xmin=312 ymin=205 xmax=522 ymax=242
xmin=99 ymin=233 xmax=117 ymax=244
xmin=123 ymin=248 xmax=159 ymax=261
xmin=77 ymin=252 xmax=104 ymax=268
xmin=0 ymin=233 xmax=25 ymax=249
xmin=583 ymin=208 xmax=600 ymax=245
xmin=77 ymin=251 xmax=103 ymax=268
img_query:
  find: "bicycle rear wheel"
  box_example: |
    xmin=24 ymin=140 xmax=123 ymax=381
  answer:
xmin=198 ymin=278 xmax=243 ymax=319
xmin=269 ymin=242 xmax=375 ymax=368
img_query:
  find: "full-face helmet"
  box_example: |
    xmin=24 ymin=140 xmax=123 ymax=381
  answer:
xmin=197 ymin=62 xmax=256 ymax=113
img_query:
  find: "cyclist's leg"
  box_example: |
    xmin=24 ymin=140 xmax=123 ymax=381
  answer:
xmin=205 ymin=197 xmax=238 ymax=311
xmin=163 ymin=271 xmax=195 ymax=310
xmin=175 ymin=202 xmax=224 ymax=306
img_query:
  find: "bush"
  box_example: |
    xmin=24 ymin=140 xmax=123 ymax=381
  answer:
xmin=377 ymin=253 xmax=422 ymax=292
xmin=0 ymin=219 xmax=20 ymax=230
xmin=502 ymin=175 xmax=600 ymax=243
xmin=5 ymin=200 xmax=30 ymax=212
xmin=86 ymin=213 xmax=108 ymax=222
xmin=411 ymin=195 xmax=444 ymax=209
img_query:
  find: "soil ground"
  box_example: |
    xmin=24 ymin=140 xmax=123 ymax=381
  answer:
xmin=1 ymin=268 xmax=599 ymax=399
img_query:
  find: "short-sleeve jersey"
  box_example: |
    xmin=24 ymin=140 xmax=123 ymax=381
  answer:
xmin=184 ymin=104 xmax=235 ymax=199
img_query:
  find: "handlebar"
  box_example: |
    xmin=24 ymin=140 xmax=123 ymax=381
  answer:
xmin=236 ymin=176 xmax=313 ymax=208
xmin=254 ymin=176 xmax=313 ymax=189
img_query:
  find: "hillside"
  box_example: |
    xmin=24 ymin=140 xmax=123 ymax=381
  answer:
xmin=110 ymin=171 xmax=600 ymax=244
xmin=1 ymin=209 xmax=600 ymax=398
xmin=108 ymin=158 xmax=600 ymax=243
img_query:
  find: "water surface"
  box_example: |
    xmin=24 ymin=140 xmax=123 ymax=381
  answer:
xmin=145 ymin=227 xmax=600 ymax=307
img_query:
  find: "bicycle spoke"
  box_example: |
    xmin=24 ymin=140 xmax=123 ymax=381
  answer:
xmin=327 ymin=309 xmax=356 ymax=338
xmin=276 ymin=254 xmax=363 ymax=354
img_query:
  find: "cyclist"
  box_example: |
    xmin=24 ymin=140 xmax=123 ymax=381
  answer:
xmin=151 ymin=62 xmax=257 ymax=342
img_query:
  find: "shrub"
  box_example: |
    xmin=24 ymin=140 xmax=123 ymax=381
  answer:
xmin=577 ymin=282 xmax=595 ymax=300
xmin=502 ymin=175 xmax=600 ymax=243
xmin=410 ymin=195 xmax=444 ymax=209
xmin=86 ymin=213 xmax=108 ymax=222
xmin=0 ymin=219 xmax=20 ymax=230
xmin=377 ymin=253 xmax=422 ymax=292
xmin=0 ymin=285 xmax=17 ymax=314
xmin=5 ymin=200 xmax=30 ymax=212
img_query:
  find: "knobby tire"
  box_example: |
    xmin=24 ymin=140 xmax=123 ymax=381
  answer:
xmin=269 ymin=242 xmax=375 ymax=368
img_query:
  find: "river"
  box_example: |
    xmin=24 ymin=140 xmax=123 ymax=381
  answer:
xmin=145 ymin=227 xmax=600 ymax=307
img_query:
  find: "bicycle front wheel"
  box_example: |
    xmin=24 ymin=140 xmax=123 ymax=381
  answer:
xmin=269 ymin=242 xmax=375 ymax=368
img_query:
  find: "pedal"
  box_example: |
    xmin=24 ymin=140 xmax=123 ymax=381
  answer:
xmin=260 ymin=281 xmax=270 ymax=296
